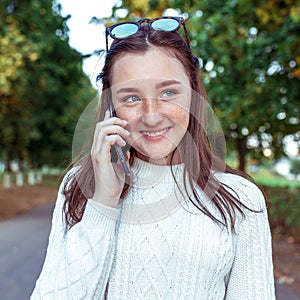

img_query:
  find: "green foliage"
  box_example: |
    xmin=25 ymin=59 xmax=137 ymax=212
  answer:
xmin=0 ymin=0 xmax=95 ymax=168
xmin=265 ymin=185 xmax=300 ymax=242
xmin=108 ymin=0 xmax=300 ymax=170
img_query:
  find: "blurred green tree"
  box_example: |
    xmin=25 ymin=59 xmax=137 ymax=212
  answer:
xmin=0 ymin=0 xmax=95 ymax=170
xmin=290 ymin=159 xmax=300 ymax=176
xmin=105 ymin=0 xmax=300 ymax=171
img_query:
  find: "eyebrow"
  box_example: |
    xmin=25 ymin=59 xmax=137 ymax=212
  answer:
xmin=156 ymin=80 xmax=182 ymax=89
xmin=117 ymin=87 xmax=139 ymax=94
xmin=116 ymin=80 xmax=182 ymax=94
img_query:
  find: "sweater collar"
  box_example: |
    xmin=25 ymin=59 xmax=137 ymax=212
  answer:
xmin=131 ymin=157 xmax=185 ymax=188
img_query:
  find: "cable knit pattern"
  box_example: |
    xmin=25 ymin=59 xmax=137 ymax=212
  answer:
xmin=31 ymin=159 xmax=275 ymax=299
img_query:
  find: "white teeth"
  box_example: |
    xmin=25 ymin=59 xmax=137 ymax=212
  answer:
xmin=143 ymin=128 xmax=168 ymax=137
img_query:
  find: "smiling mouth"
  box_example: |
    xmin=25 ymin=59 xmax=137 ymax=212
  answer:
xmin=142 ymin=127 xmax=170 ymax=137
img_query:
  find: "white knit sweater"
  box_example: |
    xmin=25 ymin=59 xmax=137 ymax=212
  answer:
xmin=31 ymin=158 xmax=275 ymax=299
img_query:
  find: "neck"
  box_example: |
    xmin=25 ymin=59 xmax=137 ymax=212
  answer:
xmin=135 ymin=149 xmax=182 ymax=165
xmin=130 ymin=156 xmax=185 ymax=188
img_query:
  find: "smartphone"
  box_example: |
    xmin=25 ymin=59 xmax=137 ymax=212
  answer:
xmin=109 ymin=100 xmax=131 ymax=176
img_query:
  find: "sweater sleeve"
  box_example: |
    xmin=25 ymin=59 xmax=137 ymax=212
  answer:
xmin=224 ymin=176 xmax=275 ymax=299
xmin=30 ymin=173 xmax=118 ymax=300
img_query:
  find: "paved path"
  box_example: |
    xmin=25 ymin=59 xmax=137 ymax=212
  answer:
xmin=0 ymin=201 xmax=299 ymax=300
xmin=0 ymin=202 xmax=54 ymax=300
xmin=276 ymin=283 xmax=300 ymax=300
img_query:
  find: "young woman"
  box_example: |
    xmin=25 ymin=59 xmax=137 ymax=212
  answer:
xmin=31 ymin=17 xmax=275 ymax=299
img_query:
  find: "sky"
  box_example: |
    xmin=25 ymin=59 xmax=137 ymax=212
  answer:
xmin=58 ymin=0 xmax=118 ymax=80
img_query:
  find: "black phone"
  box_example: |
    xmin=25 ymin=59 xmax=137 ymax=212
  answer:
xmin=109 ymin=100 xmax=131 ymax=176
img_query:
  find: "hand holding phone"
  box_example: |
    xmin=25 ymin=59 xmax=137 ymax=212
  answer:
xmin=109 ymin=100 xmax=131 ymax=176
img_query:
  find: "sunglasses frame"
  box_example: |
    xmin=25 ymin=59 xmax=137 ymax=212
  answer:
xmin=105 ymin=16 xmax=190 ymax=52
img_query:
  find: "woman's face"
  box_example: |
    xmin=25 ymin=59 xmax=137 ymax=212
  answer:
xmin=110 ymin=48 xmax=191 ymax=165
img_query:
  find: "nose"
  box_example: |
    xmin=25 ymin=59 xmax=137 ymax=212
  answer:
xmin=141 ymin=98 xmax=163 ymax=126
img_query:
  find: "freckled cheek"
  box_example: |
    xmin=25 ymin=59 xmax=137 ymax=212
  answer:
xmin=115 ymin=108 xmax=134 ymax=121
xmin=115 ymin=105 xmax=190 ymax=130
xmin=115 ymin=108 xmax=141 ymax=131
xmin=169 ymin=107 xmax=190 ymax=130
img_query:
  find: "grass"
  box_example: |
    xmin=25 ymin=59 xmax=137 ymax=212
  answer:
xmin=41 ymin=174 xmax=61 ymax=187
xmin=265 ymin=185 xmax=300 ymax=242
xmin=226 ymin=153 xmax=300 ymax=188
xmin=251 ymin=169 xmax=300 ymax=189
xmin=246 ymin=167 xmax=300 ymax=242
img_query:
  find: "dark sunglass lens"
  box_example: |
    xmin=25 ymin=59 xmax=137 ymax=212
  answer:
xmin=152 ymin=18 xmax=180 ymax=31
xmin=110 ymin=23 xmax=139 ymax=39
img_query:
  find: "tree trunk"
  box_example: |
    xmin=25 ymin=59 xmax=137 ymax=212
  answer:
xmin=4 ymin=147 xmax=13 ymax=188
xmin=5 ymin=147 xmax=13 ymax=173
xmin=236 ymin=136 xmax=246 ymax=172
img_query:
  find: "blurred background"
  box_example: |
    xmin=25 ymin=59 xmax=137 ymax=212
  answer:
xmin=0 ymin=0 xmax=299 ymax=299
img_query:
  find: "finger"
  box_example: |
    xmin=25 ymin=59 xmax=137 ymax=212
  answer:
xmin=105 ymin=135 xmax=127 ymax=148
xmin=101 ymin=116 xmax=128 ymax=127
xmin=100 ymin=125 xmax=130 ymax=138
xmin=126 ymin=150 xmax=130 ymax=160
xmin=92 ymin=118 xmax=127 ymax=148
xmin=91 ymin=124 xmax=103 ymax=155
xmin=93 ymin=135 xmax=127 ymax=163
xmin=92 ymin=123 xmax=129 ymax=155
xmin=93 ymin=134 xmax=127 ymax=158
xmin=104 ymin=109 xmax=110 ymax=120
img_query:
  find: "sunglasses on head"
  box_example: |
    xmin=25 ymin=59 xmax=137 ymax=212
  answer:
xmin=105 ymin=16 xmax=190 ymax=52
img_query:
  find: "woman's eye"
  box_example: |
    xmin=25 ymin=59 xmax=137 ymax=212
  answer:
xmin=159 ymin=90 xmax=177 ymax=100
xmin=124 ymin=95 xmax=141 ymax=103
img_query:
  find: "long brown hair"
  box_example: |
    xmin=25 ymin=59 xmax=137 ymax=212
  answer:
xmin=63 ymin=26 xmax=259 ymax=230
